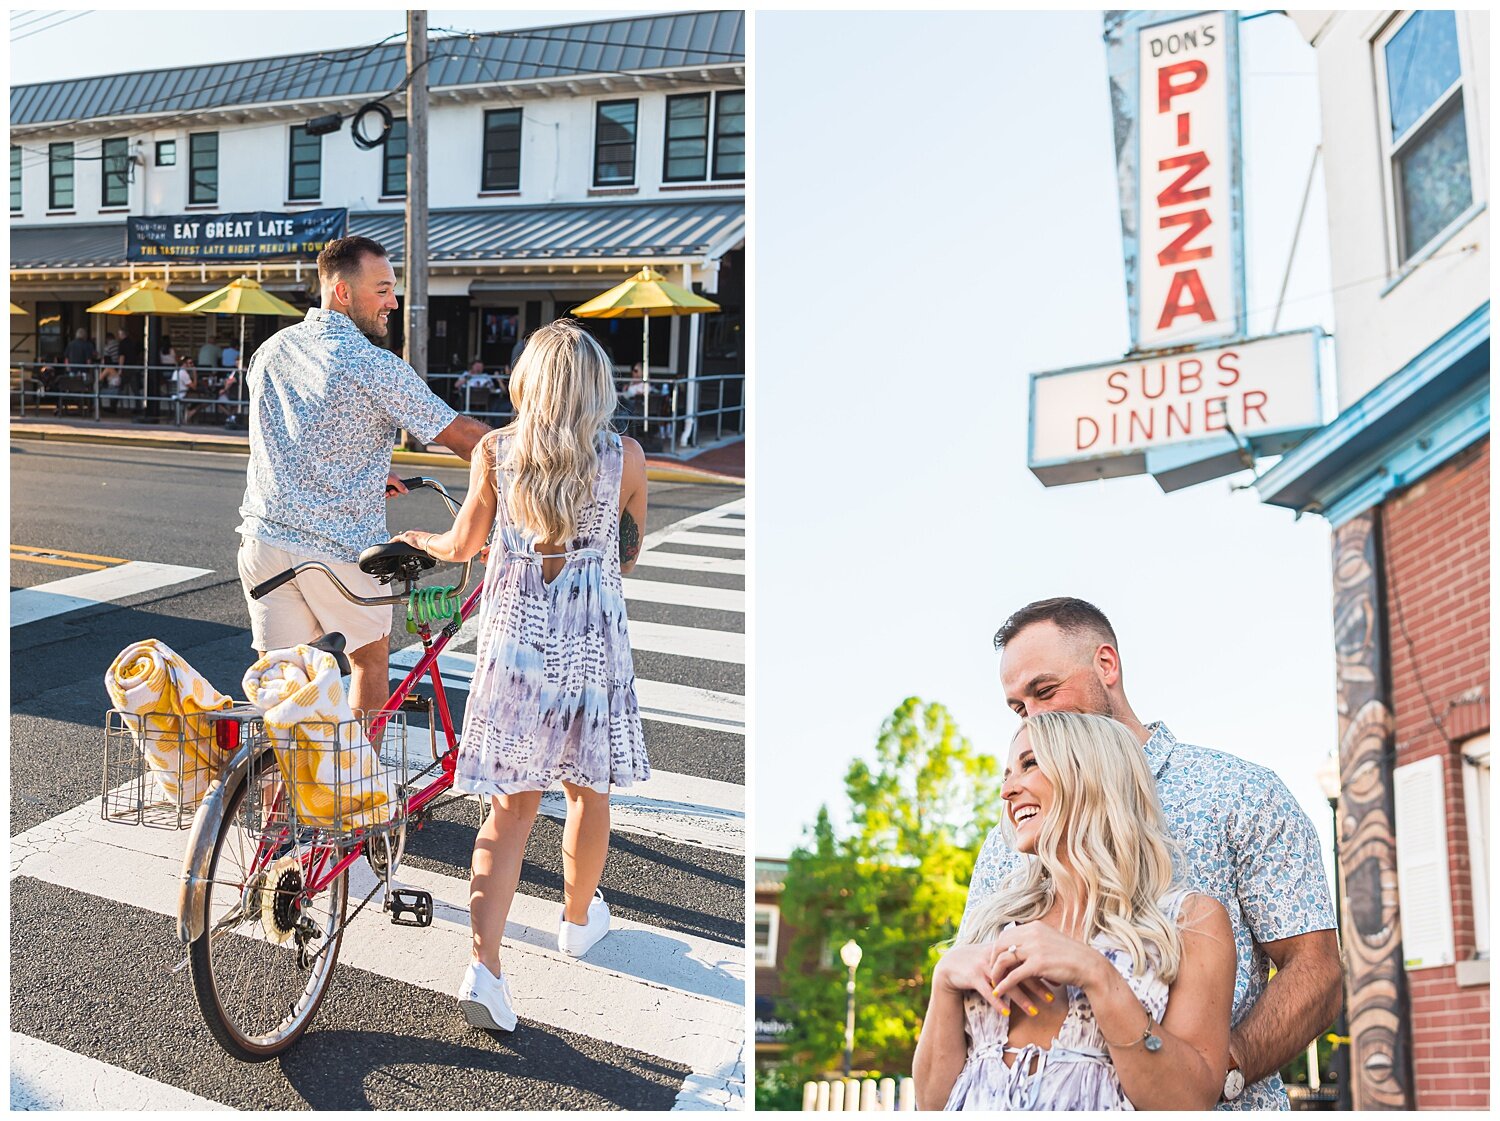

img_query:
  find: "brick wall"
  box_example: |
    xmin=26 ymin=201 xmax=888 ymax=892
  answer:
xmin=1380 ymin=435 xmax=1490 ymax=1110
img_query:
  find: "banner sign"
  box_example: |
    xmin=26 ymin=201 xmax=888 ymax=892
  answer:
xmin=1028 ymin=329 xmax=1324 ymax=488
xmin=126 ymin=208 xmax=347 ymax=262
xmin=1105 ymin=11 xmax=1245 ymax=350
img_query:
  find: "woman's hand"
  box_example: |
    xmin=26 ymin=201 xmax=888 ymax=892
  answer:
xmin=988 ymin=922 xmax=1111 ymax=1008
xmin=392 ymin=528 xmax=435 ymax=555
xmin=935 ymin=944 xmax=1010 ymax=1017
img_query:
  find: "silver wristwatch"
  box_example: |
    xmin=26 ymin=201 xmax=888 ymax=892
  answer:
xmin=1222 ymin=1067 xmax=1245 ymax=1102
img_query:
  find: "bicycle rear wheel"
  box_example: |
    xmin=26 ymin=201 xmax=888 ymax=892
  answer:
xmin=189 ymin=751 xmax=349 ymax=1060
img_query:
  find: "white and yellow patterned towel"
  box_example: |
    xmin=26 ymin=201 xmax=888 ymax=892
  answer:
xmin=242 ymin=645 xmax=392 ymax=830
xmin=105 ymin=639 xmax=236 ymax=805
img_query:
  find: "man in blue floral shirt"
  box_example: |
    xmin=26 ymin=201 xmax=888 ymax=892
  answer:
xmin=962 ymin=597 xmax=1341 ymax=1110
xmin=237 ymin=235 xmax=489 ymax=713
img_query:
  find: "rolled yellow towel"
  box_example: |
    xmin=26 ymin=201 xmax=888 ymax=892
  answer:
xmin=243 ymin=645 xmax=393 ymax=830
xmin=105 ymin=639 xmax=235 ymax=805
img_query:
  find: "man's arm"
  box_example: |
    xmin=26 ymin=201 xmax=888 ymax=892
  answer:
xmin=431 ymin=415 xmax=491 ymax=462
xmin=1229 ymin=928 xmax=1342 ymax=1086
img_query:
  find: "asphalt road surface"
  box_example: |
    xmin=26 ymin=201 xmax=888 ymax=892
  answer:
xmin=10 ymin=440 xmax=746 ymax=1111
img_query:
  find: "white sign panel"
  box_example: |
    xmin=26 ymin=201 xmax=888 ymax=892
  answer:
xmin=1138 ymin=11 xmax=1241 ymax=348
xmin=1029 ymin=330 xmax=1321 ymax=472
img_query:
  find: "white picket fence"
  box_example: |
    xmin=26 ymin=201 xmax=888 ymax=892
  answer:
xmin=801 ymin=1078 xmax=915 ymax=1111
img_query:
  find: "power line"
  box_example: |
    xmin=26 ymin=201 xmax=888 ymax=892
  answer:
xmin=11 ymin=9 xmax=92 ymax=42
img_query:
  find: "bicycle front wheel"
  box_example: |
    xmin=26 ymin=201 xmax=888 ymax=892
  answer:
xmin=189 ymin=751 xmax=349 ymax=1061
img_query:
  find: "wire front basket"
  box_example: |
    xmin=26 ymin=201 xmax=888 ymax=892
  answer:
xmin=245 ymin=712 xmax=410 ymax=845
xmin=102 ymin=706 xmax=260 ymax=828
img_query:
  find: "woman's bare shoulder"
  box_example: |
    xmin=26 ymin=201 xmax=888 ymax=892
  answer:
xmin=620 ymin=435 xmax=646 ymax=466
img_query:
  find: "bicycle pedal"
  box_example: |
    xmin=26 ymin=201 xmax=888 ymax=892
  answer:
xmin=388 ymin=888 xmax=433 ymax=927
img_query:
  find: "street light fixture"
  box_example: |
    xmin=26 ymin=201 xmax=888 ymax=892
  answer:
xmin=840 ymin=938 xmax=863 ymax=1078
xmin=1314 ymin=752 xmax=1352 ymax=1111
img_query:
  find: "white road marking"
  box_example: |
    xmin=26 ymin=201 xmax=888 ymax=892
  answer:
xmin=633 ymin=550 xmax=745 ymax=576
xmin=10 ymin=1033 xmax=231 ymax=1111
xmin=624 ymin=577 xmax=743 ymax=613
xmin=10 ymin=562 xmax=212 ymax=628
xmin=651 ymin=530 xmax=745 ymax=553
xmin=11 ymin=801 xmax=744 ymax=1078
xmin=641 ymin=497 xmax=744 ymax=552
xmin=629 ymin=619 xmax=744 ymax=664
xmin=537 ymin=769 xmax=745 ymax=854
xmin=389 ymin=647 xmax=745 ymax=733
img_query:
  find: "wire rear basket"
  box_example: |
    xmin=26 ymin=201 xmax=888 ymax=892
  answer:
xmin=103 ymin=706 xmax=261 ymax=828
xmin=245 ymin=712 xmax=410 ymax=845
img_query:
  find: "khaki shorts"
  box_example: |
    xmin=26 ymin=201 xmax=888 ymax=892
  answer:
xmin=238 ymin=536 xmax=392 ymax=654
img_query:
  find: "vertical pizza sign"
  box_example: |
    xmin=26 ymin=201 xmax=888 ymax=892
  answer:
xmin=1136 ymin=11 xmax=1244 ymax=349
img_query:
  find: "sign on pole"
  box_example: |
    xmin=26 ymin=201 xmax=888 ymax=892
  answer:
xmin=1105 ymin=10 xmax=1245 ymax=351
xmin=126 ymin=208 xmax=347 ymax=262
xmin=1028 ymin=329 xmax=1324 ymax=488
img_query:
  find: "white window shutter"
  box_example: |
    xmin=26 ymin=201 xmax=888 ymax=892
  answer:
xmin=1394 ymin=755 xmax=1456 ymax=969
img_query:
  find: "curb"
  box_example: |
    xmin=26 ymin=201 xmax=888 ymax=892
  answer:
xmin=11 ymin=426 xmax=744 ymax=486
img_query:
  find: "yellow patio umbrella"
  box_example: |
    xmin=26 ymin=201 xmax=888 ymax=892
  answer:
xmin=87 ymin=278 xmax=199 ymax=420
xmin=572 ymin=267 xmax=719 ymax=434
xmin=180 ymin=277 xmax=303 ymax=416
xmin=10 ymin=302 xmax=27 ymax=315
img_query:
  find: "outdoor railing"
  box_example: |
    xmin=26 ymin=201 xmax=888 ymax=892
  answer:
xmin=12 ymin=363 xmax=745 ymax=449
xmin=802 ymin=1078 xmax=915 ymax=1111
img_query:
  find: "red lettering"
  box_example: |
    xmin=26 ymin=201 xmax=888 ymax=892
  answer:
xmin=1158 ymin=209 xmax=1213 ymax=265
xmin=1216 ymin=351 xmax=1240 ymax=387
xmin=1156 ymin=270 xmax=1217 ymax=331
xmin=1128 ymin=409 xmax=1154 ymax=442
xmin=1166 ymin=403 xmax=1193 ymax=438
xmin=1242 ymin=389 xmax=1268 ymax=426
xmin=1076 ymin=415 xmax=1100 ymax=451
xmin=1204 ymin=395 xmax=1229 ymax=432
xmin=1176 ymin=113 xmax=1191 ymax=146
xmin=1178 ymin=359 xmax=1203 ymax=395
xmin=1157 ymin=152 xmax=1211 ymax=207
xmin=1158 ymin=60 xmax=1208 ymax=112
xmin=1106 ymin=370 xmax=1129 ymax=406
xmin=1141 ymin=364 xmax=1167 ymax=399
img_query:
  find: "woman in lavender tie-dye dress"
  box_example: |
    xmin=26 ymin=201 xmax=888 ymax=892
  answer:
xmin=394 ymin=319 xmax=648 ymax=1032
xmin=912 ymin=712 xmax=1236 ymax=1110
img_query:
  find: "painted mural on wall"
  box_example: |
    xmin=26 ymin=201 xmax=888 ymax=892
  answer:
xmin=1331 ymin=513 xmax=1415 ymax=1109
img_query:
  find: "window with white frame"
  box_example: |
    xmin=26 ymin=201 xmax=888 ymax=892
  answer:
xmin=10 ymin=146 xmax=21 ymax=212
xmin=754 ymin=904 xmax=780 ymax=966
xmin=48 ymin=141 xmax=73 ymax=210
xmin=1462 ymin=734 xmax=1489 ymax=958
xmin=1375 ymin=10 xmax=1477 ymax=266
xmin=101 ymin=137 xmax=130 ymax=208
xmin=663 ymin=90 xmax=745 ymax=184
xmin=594 ymin=99 xmax=638 ymax=187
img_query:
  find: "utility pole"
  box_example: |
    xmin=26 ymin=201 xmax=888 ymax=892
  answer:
xmin=402 ymin=8 xmax=430 ymax=450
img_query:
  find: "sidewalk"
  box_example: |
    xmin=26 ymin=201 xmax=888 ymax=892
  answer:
xmin=9 ymin=414 xmax=744 ymax=485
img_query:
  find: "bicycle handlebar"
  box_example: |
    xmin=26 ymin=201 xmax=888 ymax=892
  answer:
xmin=249 ymin=477 xmax=473 ymax=607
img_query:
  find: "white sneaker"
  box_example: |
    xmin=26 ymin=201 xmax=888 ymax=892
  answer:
xmin=456 ymin=960 xmax=517 ymax=1032
xmin=557 ymin=890 xmax=610 ymax=957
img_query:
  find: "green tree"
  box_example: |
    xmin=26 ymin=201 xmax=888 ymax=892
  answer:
xmin=773 ymin=698 xmax=1003 ymax=1091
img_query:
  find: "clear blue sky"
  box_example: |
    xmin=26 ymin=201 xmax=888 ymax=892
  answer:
xmin=8 ymin=9 xmax=653 ymax=85
xmin=754 ymin=11 xmax=1342 ymax=876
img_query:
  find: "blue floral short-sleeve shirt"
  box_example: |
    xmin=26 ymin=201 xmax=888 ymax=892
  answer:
xmin=961 ymin=723 xmax=1336 ymax=1111
xmin=236 ymin=307 xmax=457 ymax=562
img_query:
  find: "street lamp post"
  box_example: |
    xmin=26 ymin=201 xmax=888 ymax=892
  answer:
xmin=840 ymin=938 xmax=863 ymax=1079
xmin=1315 ymin=754 xmax=1353 ymax=1111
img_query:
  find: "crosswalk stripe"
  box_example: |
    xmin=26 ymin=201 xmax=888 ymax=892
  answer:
xmin=11 ymin=1033 xmax=232 ymax=1111
xmin=641 ymin=498 xmax=745 ymax=551
xmin=11 ymin=800 xmax=744 ymax=1079
xmin=625 ymin=577 xmax=744 ymax=613
xmin=634 ymin=550 xmax=745 ymax=576
xmin=652 ymin=530 xmax=746 ymax=552
xmin=686 ymin=516 xmax=747 ymax=534
xmin=538 ymin=769 xmax=745 ymax=854
xmin=10 ymin=562 xmax=211 ymax=628
xmin=630 ymin=619 xmax=744 ymax=664
xmin=389 ymin=647 xmax=745 ymax=732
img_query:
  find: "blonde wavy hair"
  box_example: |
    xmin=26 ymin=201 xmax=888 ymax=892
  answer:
xmin=498 ymin=319 xmax=618 ymax=543
xmin=958 ymin=711 xmax=1187 ymax=983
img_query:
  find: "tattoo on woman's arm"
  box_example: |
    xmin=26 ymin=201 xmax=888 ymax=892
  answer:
xmin=620 ymin=510 xmax=641 ymax=565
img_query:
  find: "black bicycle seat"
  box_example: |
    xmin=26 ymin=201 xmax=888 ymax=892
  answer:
xmin=308 ymin=632 xmax=352 ymax=676
xmin=358 ymin=541 xmax=437 ymax=581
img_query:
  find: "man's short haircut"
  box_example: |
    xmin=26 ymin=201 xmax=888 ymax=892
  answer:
xmin=317 ymin=236 xmax=388 ymax=285
xmin=993 ymin=597 xmax=1118 ymax=653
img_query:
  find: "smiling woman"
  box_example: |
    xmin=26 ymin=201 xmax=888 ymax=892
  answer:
xmin=912 ymin=711 xmax=1235 ymax=1111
